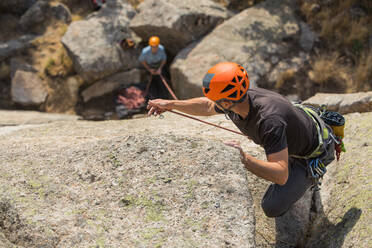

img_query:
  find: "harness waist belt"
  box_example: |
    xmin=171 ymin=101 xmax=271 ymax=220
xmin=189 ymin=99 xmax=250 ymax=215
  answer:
xmin=291 ymin=104 xmax=329 ymax=159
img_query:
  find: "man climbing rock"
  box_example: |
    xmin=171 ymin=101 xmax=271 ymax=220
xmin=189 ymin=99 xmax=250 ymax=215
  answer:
xmin=147 ymin=62 xmax=336 ymax=217
xmin=139 ymin=36 xmax=170 ymax=99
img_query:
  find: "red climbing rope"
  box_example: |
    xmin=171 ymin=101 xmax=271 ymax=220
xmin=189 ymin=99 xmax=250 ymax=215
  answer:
xmin=168 ymin=109 xmax=245 ymax=136
xmin=158 ymin=74 xmax=245 ymax=136
xmin=160 ymin=74 xmax=178 ymax=100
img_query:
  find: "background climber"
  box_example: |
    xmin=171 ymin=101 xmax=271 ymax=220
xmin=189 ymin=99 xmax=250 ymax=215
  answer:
xmin=139 ymin=36 xmax=171 ymax=99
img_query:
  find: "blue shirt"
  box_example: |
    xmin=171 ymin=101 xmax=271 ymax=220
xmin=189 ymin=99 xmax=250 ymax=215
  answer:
xmin=139 ymin=45 xmax=167 ymax=68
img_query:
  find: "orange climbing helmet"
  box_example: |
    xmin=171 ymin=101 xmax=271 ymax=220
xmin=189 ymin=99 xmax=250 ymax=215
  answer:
xmin=148 ymin=36 xmax=160 ymax=46
xmin=202 ymin=62 xmax=249 ymax=102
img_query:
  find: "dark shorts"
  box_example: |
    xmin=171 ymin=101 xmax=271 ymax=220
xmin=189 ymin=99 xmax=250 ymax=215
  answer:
xmin=261 ymin=125 xmax=335 ymax=218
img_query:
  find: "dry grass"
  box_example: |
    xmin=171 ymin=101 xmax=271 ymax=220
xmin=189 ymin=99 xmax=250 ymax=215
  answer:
xmin=126 ymin=0 xmax=144 ymax=9
xmin=345 ymin=19 xmax=370 ymax=48
xmin=319 ymin=12 xmax=370 ymax=50
xmin=59 ymin=0 xmax=93 ymax=18
xmin=303 ymin=0 xmax=372 ymax=50
xmin=227 ymin=0 xmax=264 ymax=11
xmin=309 ymin=53 xmax=343 ymax=85
xmin=44 ymin=47 xmax=74 ymax=78
xmin=0 ymin=14 xmax=22 ymax=42
xmin=71 ymin=15 xmax=84 ymax=22
xmin=127 ymin=0 xmax=260 ymax=10
xmin=45 ymin=58 xmax=56 ymax=70
xmin=299 ymin=1 xmax=315 ymax=21
xmin=59 ymin=24 xmax=69 ymax=36
xmin=309 ymin=52 xmax=351 ymax=92
xmin=299 ymin=0 xmax=372 ymax=95
xmin=60 ymin=48 xmax=74 ymax=75
xmin=354 ymin=51 xmax=372 ymax=91
xmin=276 ymin=69 xmax=295 ymax=89
xmin=0 ymin=62 xmax=10 ymax=80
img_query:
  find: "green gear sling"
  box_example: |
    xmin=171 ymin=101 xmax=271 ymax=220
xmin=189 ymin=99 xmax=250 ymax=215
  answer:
xmin=292 ymin=104 xmax=330 ymax=159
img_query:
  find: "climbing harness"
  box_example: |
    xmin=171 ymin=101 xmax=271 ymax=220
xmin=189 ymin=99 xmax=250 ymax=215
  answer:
xmin=292 ymin=104 xmax=330 ymax=159
xmin=293 ymin=104 xmax=346 ymax=190
xmin=291 ymin=104 xmax=330 ymax=190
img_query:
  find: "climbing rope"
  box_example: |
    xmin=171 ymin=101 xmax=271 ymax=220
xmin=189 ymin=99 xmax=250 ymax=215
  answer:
xmin=160 ymin=74 xmax=179 ymax=100
xmin=168 ymin=109 xmax=245 ymax=136
xmin=157 ymin=74 xmax=245 ymax=136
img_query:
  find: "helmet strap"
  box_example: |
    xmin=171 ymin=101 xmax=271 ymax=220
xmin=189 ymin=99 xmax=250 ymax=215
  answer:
xmin=215 ymin=93 xmax=247 ymax=114
xmin=215 ymin=101 xmax=233 ymax=119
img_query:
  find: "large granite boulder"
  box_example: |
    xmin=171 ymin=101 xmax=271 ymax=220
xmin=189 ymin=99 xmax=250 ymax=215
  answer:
xmin=50 ymin=2 xmax=72 ymax=23
xmin=19 ymin=0 xmax=49 ymax=30
xmin=170 ymin=0 xmax=309 ymax=99
xmin=303 ymin=91 xmax=372 ymax=114
xmin=212 ymin=0 xmax=257 ymax=12
xmin=130 ymin=0 xmax=229 ymax=56
xmin=19 ymin=0 xmax=72 ymax=30
xmin=0 ymin=0 xmax=36 ymax=15
xmin=299 ymin=21 xmax=317 ymax=52
xmin=0 ymin=117 xmax=256 ymax=247
xmin=0 ymin=35 xmax=37 ymax=62
xmin=0 ymin=231 xmax=13 ymax=248
xmin=82 ymin=68 xmax=142 ymax=102
xmin=0 ymin=105 xmax=371 ymax=247
xmin=61 ymin=0 xmax=138 ymax=83
xmin=10 ymin=61 xmax=48 ymax=107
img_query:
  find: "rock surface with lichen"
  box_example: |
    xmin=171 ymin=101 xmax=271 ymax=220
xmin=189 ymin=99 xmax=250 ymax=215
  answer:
xmin=0 ymin=105 xmax=371 ymax=247
xmin=0 ymin=111 xmax=258 ymax=247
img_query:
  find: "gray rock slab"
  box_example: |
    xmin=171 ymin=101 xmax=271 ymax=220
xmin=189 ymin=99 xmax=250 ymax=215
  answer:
xmin=0 ymin=110 xmax=79 ymax=126
xmin=300 ymin=21 xmax=317 ymax=52
xmin=0 ymin=119 xmax=256 ymax=247
xmin=0 ymin=124 xmax=44 ymax=136
xmin=81 ymin=68 xmax=142 ymax=102
xmin=0 ymin=231 xmax=13 ymax=248
xmin=130 ymin=0 xmax=228 ymax=56
xmin=19 ymin=0 xmax=49 ymax=30
xmin=11 ymin=67 xmax=48 ymax=106
xmin=170 ymin=0 xmax=304 ymax=99
xmin=19 ymin=1 xmax=72 ymax=30
xmin=0 ymin=35 xmax=37 ymax=62
xmin=50 ymin=2 xmax=72 ymax=23
xmin=303 ymin=91 xmax=372 ymax=114
xmin=61 ymin=0 xmax=138 ymax=83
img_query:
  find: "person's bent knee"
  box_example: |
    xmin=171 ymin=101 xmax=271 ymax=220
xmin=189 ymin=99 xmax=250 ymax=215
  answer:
xmin=261 ymin=199 xmax=287 ymax=218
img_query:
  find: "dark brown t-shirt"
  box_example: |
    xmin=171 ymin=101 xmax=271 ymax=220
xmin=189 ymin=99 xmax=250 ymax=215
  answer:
xmin=216 ymin=88 xmax=318 ymax=156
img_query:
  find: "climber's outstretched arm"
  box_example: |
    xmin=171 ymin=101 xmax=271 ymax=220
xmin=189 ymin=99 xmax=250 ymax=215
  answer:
xmin=147 ymin=97 xmax=220 ymax=117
